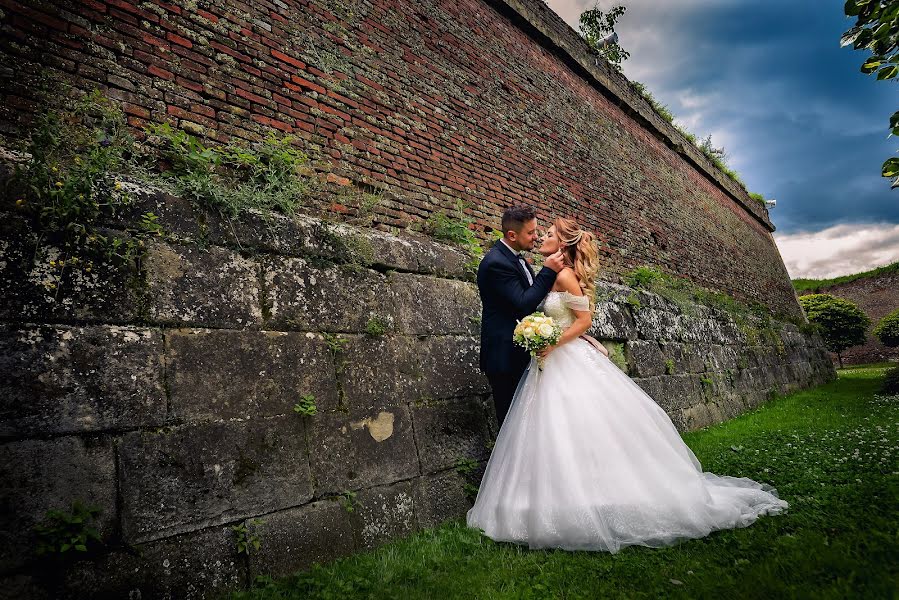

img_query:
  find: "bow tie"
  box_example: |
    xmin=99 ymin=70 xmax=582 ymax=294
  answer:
xmin=516 ymin=253 xmax=526 ymax=260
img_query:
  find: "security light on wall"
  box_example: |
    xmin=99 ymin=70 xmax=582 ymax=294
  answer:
xmin=764 ymin=199 xmax=777 ymax=208
xmin=597 ymin=32 xmax=619 ymax=48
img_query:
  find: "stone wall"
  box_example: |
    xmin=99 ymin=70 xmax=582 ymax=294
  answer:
xmin=0 ymin=0 xmax=803 ymax=318
xmin=0 ymin=180 xmax=835 ymax=598
xmin=798 ymin=268 xmax=899 ymax=365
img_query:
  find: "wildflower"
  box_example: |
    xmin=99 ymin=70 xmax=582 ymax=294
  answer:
xmin=114 ymin=181 xmax=123 ymax=190
xmin=15 ymin=198 xmax=25 ymax=207
xmin=49 ymin=260 xmax=57 ymax=267
xmin=55 ymin=181 xmax=63 ymax=188
xmin=51 ymin=166 xmax=58 ymax=172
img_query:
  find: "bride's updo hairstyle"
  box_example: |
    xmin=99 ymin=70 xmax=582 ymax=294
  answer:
xmin=553 ymin=217 xmax=599 ymax=308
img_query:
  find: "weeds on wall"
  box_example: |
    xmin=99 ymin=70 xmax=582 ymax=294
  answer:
xmin=417 ymin=200 xmax=484 ymax=275
xmin=9 ymin=90 xmax=157 ymax=279
xmin=622 ymin=264 xmax=816 ymax=344
xmin=144 ymin=123 xmax=316 ymax=218
xmin=33 ymin=501 xmax=102 ymax=557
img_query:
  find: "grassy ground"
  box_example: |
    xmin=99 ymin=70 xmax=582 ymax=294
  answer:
xmin=234 ymin=365 xmax=899 ymax=599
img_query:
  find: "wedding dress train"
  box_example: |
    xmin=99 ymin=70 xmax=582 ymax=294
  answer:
xmin=467 ymin=291 xmax=787 ymax=552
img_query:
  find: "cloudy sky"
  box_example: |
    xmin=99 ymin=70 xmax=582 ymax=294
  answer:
xmin=545 ymin=0 xmax=899 ymax=279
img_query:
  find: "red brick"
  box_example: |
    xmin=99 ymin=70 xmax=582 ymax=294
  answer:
xmin=271 ymin=49 xmax=305 ymax=70
xmin=147 ymin=65 xmax=174 ymax=80
xmin=289 ymin=75 xmax=326 ymax=95
xmin=167 ymin=32 xmax=193 ymax=48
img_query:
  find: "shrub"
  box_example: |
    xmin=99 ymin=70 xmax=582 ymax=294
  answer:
xmin=798 ymin=294 xmax=870 ymax=367
xmin=873 ymin=308 xmax=899 ymax=347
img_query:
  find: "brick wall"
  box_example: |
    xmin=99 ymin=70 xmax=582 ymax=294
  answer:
xmin=0 ymin=0 xmax=803 ymax=319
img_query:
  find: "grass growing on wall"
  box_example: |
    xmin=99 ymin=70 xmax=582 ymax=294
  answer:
xmin=233 ymin=365 xmax=898 ymax=599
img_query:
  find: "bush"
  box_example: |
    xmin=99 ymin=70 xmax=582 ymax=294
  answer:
xmin=798 ymin=294 xmax=870 ymax=367
xmin=882 ymin=365 xmax=899 ymax=394
xmin=873 ymin=308 xmax=899 ymax=347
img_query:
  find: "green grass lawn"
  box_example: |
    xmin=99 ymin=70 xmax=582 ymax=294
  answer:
xmin=235 ymin=365 xmax=899 ymax=599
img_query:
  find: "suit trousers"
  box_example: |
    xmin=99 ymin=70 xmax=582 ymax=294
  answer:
xmin=486 ymin=368 xmax=526 ymax=428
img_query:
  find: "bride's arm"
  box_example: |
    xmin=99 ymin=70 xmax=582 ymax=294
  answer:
xmin=538 ymin=269 xmax=593 ymax=356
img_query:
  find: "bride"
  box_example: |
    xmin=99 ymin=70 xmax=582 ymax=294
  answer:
xmin=466 ymin=217 xmax=788 ymax=553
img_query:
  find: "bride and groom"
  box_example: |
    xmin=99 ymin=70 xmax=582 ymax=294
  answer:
xmin=468 ymin=205 xmax=788 ymax=553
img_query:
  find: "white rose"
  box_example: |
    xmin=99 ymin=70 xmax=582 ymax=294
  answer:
xmin=523 ymin=328 xmax=536 ymax=338
xmin=538 ymin=323 xmax=554 ymax=337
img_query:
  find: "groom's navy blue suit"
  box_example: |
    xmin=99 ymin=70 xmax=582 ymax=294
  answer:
xmin=477 ymin=240 xmax=558 ymax=426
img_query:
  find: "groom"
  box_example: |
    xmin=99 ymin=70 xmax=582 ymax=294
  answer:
xmin=477 ymin=205 xmax=565 ymax=427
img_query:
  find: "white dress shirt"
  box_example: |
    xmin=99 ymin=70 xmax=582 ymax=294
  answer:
xmin=500 ymin=238 xmax=534 ymax=286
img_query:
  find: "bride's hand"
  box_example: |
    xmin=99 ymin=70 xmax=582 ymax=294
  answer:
xmin=538 ymin=344 xmax=558 ymax=359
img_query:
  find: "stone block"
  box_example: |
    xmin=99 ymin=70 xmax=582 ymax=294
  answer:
xmin=247 ymin=499 xmax=356 ymax=579
xmin=355 ymin=480 xmax=417 ymax=550
xmin=264 ymin=256 xmax=394 ymax=332
xmin=339 ymin=335 xmax=487 ymax=407
xmin=145 ymin=242 xmax=262 ymax=328
xmin=0 ymin=436 xmax=116 ymax=573
xmin=413 ymin=471 xmax=473 ymax=529
xmin=62 ymin=525 xmax=244 ymax=600
xmin=0 ymin=214 xmax=140 ymax=324
xmin=624 ymin=340 xmax=666 ymax=377
xmin=414 ymin=336 xmax=490 ymax=400
xmin=633 ymin=307 xmax=682 ymax=341
xmin=338 ymin=335 xmax=419 ymax=407
xmin=389 ymin=272 xmax=479 ymax=335
xmin=119 ymin=417 xmax=310 ymax=543
xmin=411 ymin=397 xmax=492 ymax=474
xmin=166 ymin=328 xmax=339 ymax=421
xmin=307 ymin=404 xmax=419 ymax=496
xmin=0 ymin=325 xmax=166 ymax=437
xmin=589 ymin=300 xmax=637 ymax=340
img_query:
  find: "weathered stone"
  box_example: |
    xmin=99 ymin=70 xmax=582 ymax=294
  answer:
xmin=307 ymin=404 xmax=419 ymax=496
xmin=145 ymin=242 xmax=262 ymax=328
xmin=414 ymin=336 xmax=490 ymax=400
xmin=633 ymin=307 xmax=682 ymax=341
xmin=588 ymin=300 xmax=637 ymax=340
xmin=0 ymin=436 xmax=116 ymax=573
xmin=265 ymin=256 xmax=394 ymax=332
xmin=389 ymin=272 xmax=479 ymax=335
xmin=355 ymin=480 xmax=417 ymax=550
xmin=624 ymin=340 xmax=667 ymax=377
xmin=62 ymin=525 xmax=244 ymax=600
xmin=246 ymin=499 xmax=356 ymax=579
xmin=0 ymin=325 xmax=166 ymax=437
xmin=339 ymin=335 xmax=487 ymax=407
xmin=413 ymin=471 xmax=474 ymax=529
xmin=411 ymin=397 xmax=492 ymax=474
xmin=0 ymin=214 xmax=140 ymax=324
xmin=119 ymin=417 xmax=311 ymax=543
xmin=338 ymin=335 xmax=419 ymax=407
xmin=166 ymin=328 xmax=339 ymax=421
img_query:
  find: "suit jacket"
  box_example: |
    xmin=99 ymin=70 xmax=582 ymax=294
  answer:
xmin=477 ymin=240 xmax=558 ymax=374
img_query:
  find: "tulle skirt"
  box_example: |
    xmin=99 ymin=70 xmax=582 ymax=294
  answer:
xmin=466 ymin=338 xmax=788 ymax=552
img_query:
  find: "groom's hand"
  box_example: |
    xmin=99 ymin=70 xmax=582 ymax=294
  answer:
xmin=544 ymin=250 xmax=565 ymax=272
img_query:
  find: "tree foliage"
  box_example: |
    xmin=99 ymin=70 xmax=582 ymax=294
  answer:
xmin=799 ymin=293 xmax=871 ymax=366
xmin=840 ymin=0 xmax=899 ymax=188
xmin=579 ymin=4 xmax=630 ymax=71
xmin=873 ymin=307 xmax=899 ymax=347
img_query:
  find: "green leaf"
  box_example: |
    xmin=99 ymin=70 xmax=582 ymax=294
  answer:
xmin=861 ymin=56 xmax=882 ymax=73
xmin=882 ymin=157 xmax=899 ymax=177
xmin=876 ymin=65 xmax=898 ymax=79
xmin=841 ymin=25 xmax=864 ymax=46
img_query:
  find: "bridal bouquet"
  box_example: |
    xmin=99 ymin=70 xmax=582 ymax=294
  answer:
xmin=513 ymin=312 xmax=562 ymax=370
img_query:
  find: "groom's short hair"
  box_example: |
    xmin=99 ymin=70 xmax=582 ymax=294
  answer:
xmin=501 ymin=205 xmax=536 ymax=235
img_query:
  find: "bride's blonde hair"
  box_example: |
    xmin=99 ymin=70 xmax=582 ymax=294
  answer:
xmin=553 ymin=217 xmax=599 ymax=308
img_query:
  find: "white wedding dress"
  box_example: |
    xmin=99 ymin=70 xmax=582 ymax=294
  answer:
xmin=467 ymin=290 xmax=788 ymax=552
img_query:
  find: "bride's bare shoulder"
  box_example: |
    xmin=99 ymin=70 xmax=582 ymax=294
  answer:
xmin=556 ymin=268 xmax=583 ymax=295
